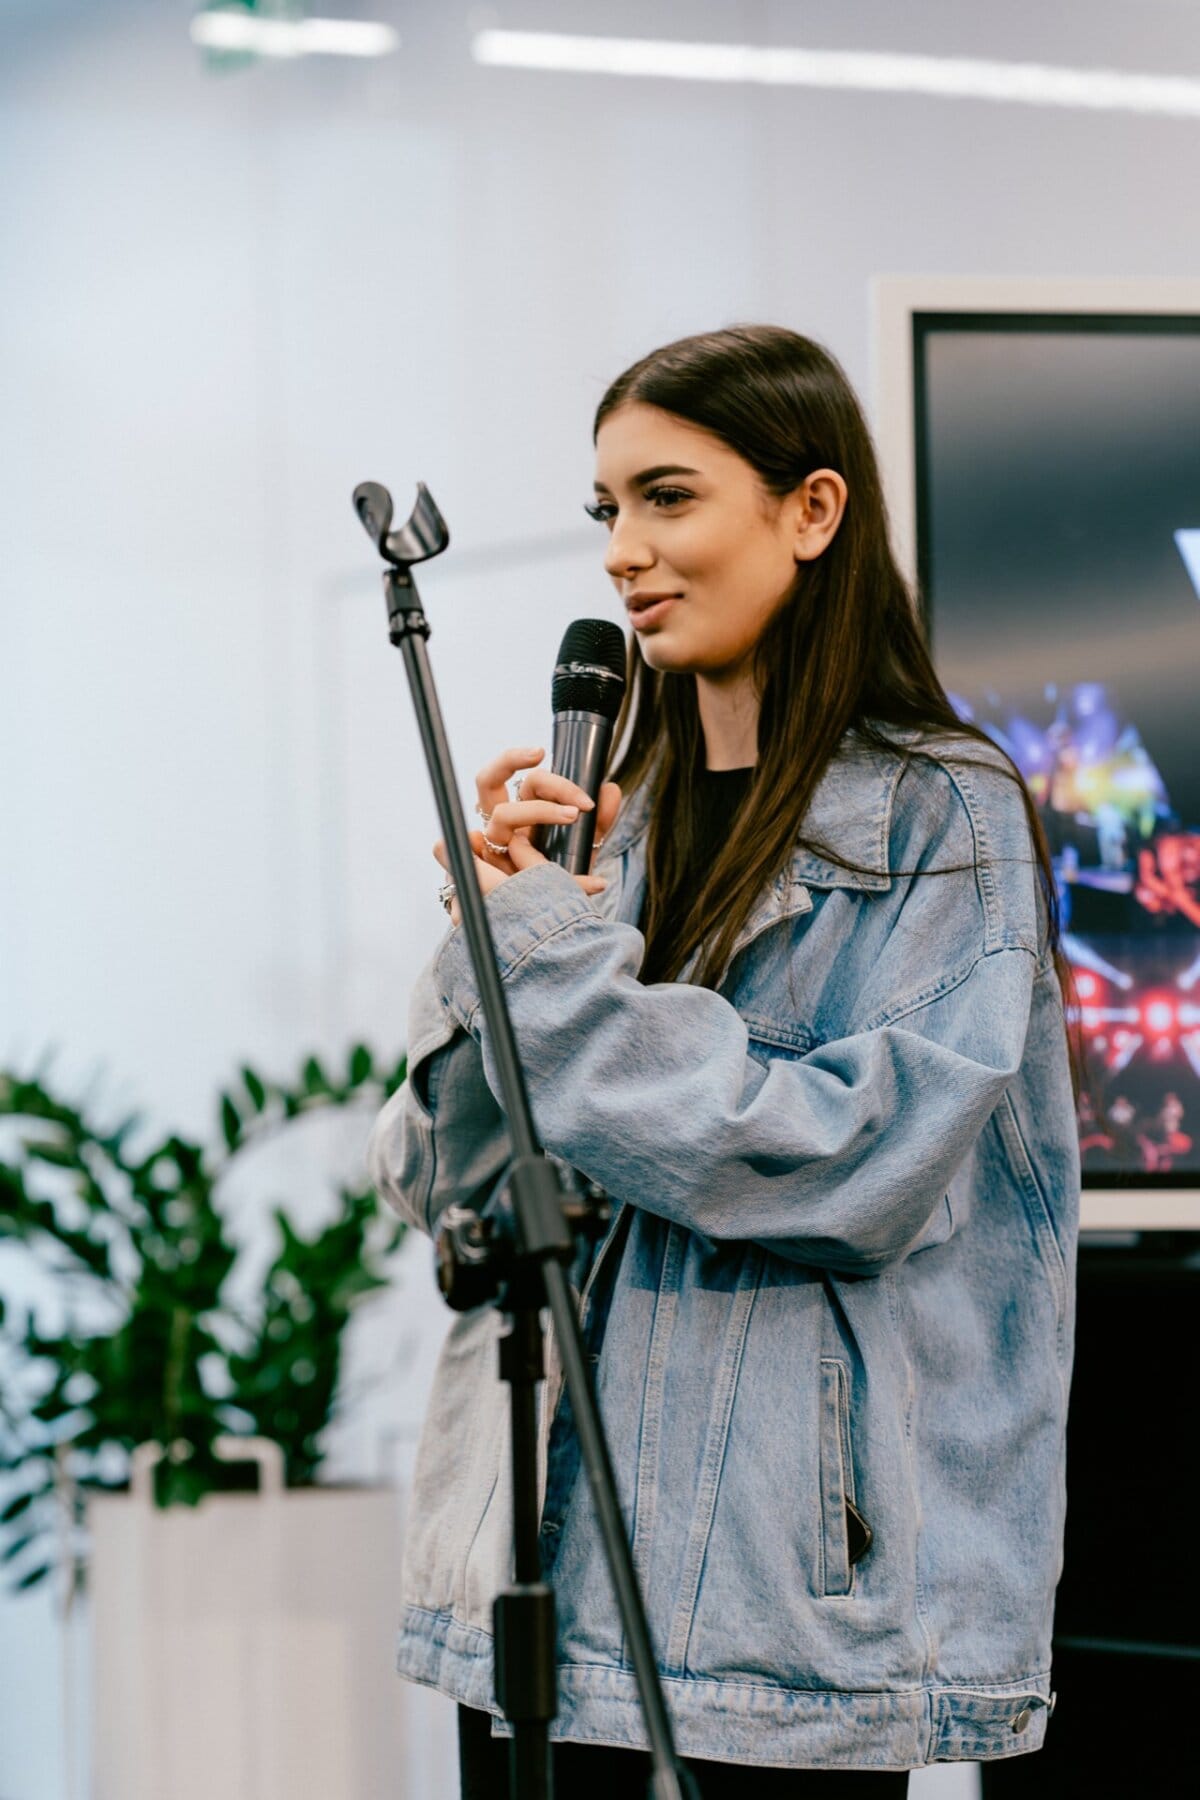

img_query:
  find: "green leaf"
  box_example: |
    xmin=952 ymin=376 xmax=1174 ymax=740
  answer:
xmin=16 ymin=1563 xmax=52 ymax=1591
xmin=348 ymin=1044 xmax=372 ymax=1086
xmin=1 ymin=1531 xmax=35 ymax=1565
xmin=302 ymin=1057 xmax=330 ymax=1097
xmin=30 ymin=1395 xmax=72 ymax=1425
xmin=220 ymin=1096 xmax=240 ymax=1152
xmin=0 ymin=1488 xmax=42 ymax=1525
xmin=241 ymin=1067 xmax=267 ymax=1112
xmin=22 ymin=1139 xmax=81 ymax=1170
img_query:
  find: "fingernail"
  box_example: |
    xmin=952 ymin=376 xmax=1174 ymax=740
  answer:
xmin=561 ymin=805 xmax=580 ymax=819
xmin=579 ymin=795 xmax=595 ymax=809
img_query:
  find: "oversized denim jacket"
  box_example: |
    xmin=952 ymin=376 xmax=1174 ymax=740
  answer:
xmin=368 ymin=728 xmax=1080 ymax=1771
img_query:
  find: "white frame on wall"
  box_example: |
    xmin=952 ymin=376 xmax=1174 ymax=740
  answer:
xmin=869 ymin=275 xmax=1200 ymax=1233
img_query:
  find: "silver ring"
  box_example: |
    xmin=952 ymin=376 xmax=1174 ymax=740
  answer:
xmin=438 ymin=880 xmax=457 ymax=913
xmin=475 ymin=803 xmax=492 ymax=827
xmin=508 ymin=776 xmax=524 ymax=803
xmin=481 ymin=834 xmax=507 ymax=856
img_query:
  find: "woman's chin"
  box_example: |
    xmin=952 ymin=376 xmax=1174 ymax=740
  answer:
xmin=639 ymin=640 xmax=748 ymax=683
xmin=638 ymin=636 xmax=701 ymax=675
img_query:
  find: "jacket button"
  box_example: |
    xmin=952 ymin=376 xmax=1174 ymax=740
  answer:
xmin=1011 ymin=1708 xmax=1032 ymax=1734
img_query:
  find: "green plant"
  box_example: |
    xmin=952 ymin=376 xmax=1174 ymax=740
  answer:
xmin=0 ymin=1044 xmax=407 ymax=1596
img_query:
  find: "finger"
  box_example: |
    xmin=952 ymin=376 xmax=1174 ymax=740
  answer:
xmin=578 ymin=782 xmax=624 ymax=873
xmin=516 ymin=767 xmax=596 ymax=811
xmin=475 ymin=746 xmax=545 ymax=820
xmin=595 ymin=781 xmax=623 ymax=840
xmin=506 ymin=832 xmax=607 ymax=898
xmin=471 ymin=826 xmax=517 ymax=871
xmin=506 ymin=833 xmax=548 ymax=871
xmin=485 ymin=799 xmax=582 ymax=846
xmin=434 ymin=836 xmax=511 ymax=893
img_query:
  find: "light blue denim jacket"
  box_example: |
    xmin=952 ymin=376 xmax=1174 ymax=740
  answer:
xmin=368 ymin=728 xmax=1080 ymax=1771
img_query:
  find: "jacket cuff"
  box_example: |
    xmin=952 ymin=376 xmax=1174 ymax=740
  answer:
xmin=433 ymin=862 xmax=600 ymax=1032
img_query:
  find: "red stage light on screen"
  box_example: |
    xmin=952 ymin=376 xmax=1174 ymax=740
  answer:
xmin=1075 ymin=972 xmax=1099 ymax=1000
xmin=1144 ymin=998 xmax=1176 ymax=1035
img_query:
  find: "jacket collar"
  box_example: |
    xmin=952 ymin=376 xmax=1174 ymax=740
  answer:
xmin=603 ymin=727 xmax=915 ymax=896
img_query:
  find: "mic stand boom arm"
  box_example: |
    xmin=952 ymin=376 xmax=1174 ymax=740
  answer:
xmin=352 ymin=481 xmax=696 ymax=1800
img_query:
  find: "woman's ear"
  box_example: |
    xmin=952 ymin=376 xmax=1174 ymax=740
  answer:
xmin=793 ymin=469 xmax=848 ymax=563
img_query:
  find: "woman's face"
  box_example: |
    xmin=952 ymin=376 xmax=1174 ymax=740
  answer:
xmin=590 ymin=402 xmax=846 ymax=683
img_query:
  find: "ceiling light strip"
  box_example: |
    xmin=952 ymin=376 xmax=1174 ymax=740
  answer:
xmin=190 ymin=13 xmax=399 ymax=58
xmin=471 ymin=30 xmax=1200 ymax=119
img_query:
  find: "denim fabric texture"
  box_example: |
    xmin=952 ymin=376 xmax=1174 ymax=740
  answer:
xmin=368 ymin=727 xmax=1080 ymax=1771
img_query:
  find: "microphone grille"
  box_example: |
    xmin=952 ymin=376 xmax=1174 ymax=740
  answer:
xmin=551 ymin=618 xmax=627 ymax=720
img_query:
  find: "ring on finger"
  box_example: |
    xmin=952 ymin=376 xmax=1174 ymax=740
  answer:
xmin=481 ymin=833 xmax=507 ymax=856
xmin=508 ymin=776 xmax=524 ymax=803
xmin=475 ymin=803 xmax=493 ymax=828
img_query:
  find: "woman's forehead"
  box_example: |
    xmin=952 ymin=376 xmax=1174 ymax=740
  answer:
xmin=593 ymin=403 xmax=739 ymax=486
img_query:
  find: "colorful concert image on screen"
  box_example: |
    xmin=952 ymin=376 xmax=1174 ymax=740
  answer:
xmin=915 ymin=314 xmax=1200 ymax=1181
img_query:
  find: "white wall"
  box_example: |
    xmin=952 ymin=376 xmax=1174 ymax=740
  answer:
xmin=2 ymin=2 xmax=1198 ymax=1794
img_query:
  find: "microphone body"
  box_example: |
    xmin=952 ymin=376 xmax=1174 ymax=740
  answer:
xmin=531 ymin=618 xmax=627 ymax=876
xmin=538 ymin=710 xmax=614 ymax=874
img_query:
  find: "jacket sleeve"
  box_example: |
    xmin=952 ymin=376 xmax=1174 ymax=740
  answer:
xmin=430 ymin=775 xmax=1044 ymax=1276
xmin=366 ymin=951 xmax=510 ymax=1239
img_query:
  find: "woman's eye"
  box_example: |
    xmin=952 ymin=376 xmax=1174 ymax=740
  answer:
xmin=582 ymin=488 xmax=692 ymax=525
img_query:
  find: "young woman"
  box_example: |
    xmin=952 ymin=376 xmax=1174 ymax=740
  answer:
xmin=369 ymin=325 xmax=1081 ymax=1795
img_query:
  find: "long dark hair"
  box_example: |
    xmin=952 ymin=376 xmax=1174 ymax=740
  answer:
xmin=595 ymin=323 xmax=1082 ymax=1094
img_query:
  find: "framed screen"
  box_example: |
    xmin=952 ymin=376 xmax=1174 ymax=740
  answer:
xmin=872 ymin=278 xmax=1200 ymax=1231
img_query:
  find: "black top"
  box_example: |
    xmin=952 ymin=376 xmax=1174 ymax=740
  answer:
xmin=692 ymin=765 xmax=755 ymax=869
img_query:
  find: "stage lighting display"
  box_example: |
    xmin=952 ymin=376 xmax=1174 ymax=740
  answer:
xmin=915 ymin=314 xmax=1200 ymax=1179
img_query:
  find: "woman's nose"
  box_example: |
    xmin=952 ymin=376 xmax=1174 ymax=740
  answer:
xmin=603 ymin=520 xmax=654 ymax=581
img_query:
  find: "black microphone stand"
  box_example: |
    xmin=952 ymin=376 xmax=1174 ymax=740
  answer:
xmin=353 ymin=481 xmax=697 ymax=1800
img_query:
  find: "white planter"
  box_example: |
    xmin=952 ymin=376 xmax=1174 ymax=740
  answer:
xmin=88 ymin=1439 xmax=409 ymax=1800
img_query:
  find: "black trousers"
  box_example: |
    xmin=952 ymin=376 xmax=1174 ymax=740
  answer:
xmin=458 ymin=1705 xmax=911 ymax=1798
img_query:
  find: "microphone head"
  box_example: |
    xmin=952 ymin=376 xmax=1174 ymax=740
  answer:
xmin=551 ymin=618 xmax=627 ymax=721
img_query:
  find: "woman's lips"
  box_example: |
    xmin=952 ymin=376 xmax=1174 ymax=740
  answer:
xmin=628 ymin=596 xmax=678 ymax=629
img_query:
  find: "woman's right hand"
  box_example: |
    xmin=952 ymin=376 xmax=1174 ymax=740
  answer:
xmin=475 ymin=746 xmax=622 ymax=878
xmin=433 ymin=746 xmax=622 ymax=925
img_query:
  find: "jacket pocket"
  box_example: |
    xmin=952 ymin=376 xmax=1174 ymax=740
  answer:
xmin=819 ymin=1357 xmax=864 ymax=1598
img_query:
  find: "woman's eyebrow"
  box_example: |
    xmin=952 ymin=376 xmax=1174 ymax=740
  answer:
xmin=592 ymin=463 xmax=702 ymax=494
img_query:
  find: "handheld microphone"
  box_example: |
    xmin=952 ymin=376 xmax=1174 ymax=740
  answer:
xmin=533 ymin=618 xmax=627 ymax=875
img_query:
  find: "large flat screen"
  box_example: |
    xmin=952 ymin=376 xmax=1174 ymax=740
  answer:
xmin=874 ymin=282 xmax=1200 ymax=1224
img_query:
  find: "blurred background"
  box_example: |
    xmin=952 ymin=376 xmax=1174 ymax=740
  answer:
xmin=1 ymin=2 xmax=1197 ymax=1795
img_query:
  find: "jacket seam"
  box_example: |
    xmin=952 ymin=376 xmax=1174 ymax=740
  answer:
xmin=886 ymin=1269 xmax=937 ymax=1703
xmin=400 ymin=1606 xmax=1050 ymax=1700
xmin=417 ymin=1054 xmax=446 ymax=1236
xmin=993 ymin=1091 xmax=1069 ymax=1360
xmin=670 ymin=1248 xmax=762 ymax=1673
xmin=460 ymin=909 xmax=605 ymax=1031
xmin=624 ymin=1222 xmax=685 ymax=1666
xmin=856 ymin=941 xmax=1036 ymax=1037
